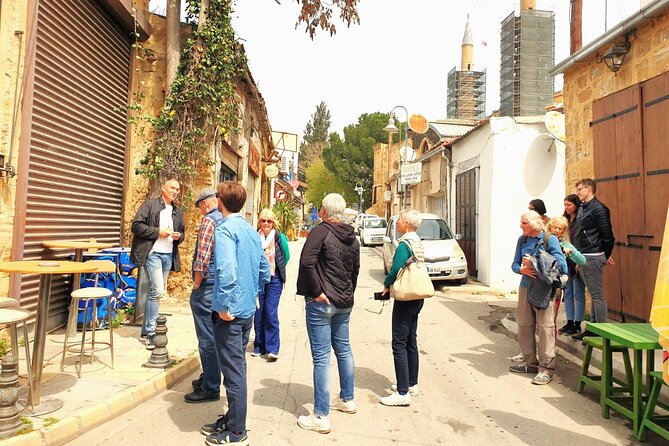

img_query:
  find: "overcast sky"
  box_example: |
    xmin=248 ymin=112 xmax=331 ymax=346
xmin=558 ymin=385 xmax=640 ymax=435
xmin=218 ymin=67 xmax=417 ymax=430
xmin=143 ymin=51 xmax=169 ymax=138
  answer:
xmin=149 ymin=0 xmax=640 ymax=137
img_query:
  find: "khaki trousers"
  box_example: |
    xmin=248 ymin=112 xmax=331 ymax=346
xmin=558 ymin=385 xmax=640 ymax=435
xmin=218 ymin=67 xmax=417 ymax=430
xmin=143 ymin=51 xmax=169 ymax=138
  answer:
xmin=515 ymin=286 xmax=556 ymax=373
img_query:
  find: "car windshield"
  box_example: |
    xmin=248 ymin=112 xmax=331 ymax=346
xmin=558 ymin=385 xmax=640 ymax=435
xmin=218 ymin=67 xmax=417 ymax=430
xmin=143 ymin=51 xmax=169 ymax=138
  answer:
xmin=364 ymin=219 xmax=387 ymax=229
xmin=416 ymin=218 xmax=453 ymax=240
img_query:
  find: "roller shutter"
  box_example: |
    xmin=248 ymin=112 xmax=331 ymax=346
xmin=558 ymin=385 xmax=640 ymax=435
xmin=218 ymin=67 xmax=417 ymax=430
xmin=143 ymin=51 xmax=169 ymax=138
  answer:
xmin=21 ymin=0 xmax=130 ymax=329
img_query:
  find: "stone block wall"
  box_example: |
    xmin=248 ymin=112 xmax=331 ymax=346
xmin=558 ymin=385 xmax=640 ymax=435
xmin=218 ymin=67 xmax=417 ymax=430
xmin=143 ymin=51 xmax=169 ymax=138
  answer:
xmin=562 ymin=9 xmax=669 ymax=190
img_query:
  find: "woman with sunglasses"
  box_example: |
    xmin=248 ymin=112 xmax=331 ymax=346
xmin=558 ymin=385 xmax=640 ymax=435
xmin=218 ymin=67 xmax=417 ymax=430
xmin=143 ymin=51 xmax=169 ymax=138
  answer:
xmin=252 ymin=209 xmax=290 ymax=361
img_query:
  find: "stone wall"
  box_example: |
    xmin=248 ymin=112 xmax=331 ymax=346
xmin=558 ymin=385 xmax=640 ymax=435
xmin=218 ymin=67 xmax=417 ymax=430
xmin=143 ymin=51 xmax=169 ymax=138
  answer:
xmin=0 ymin=0 xmax=28 ymax=296
xmin=562 ymin=8 xmax=669 ymax=189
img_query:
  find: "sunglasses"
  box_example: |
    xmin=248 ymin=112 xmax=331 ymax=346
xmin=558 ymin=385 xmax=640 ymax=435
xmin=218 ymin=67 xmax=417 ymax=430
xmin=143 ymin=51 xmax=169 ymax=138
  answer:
xmin=260 ymin=219 xmax=273 ymax=224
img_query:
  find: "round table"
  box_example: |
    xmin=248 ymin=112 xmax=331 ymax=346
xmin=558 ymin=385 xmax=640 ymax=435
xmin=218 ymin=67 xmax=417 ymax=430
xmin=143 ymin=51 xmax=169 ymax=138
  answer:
xmin=0 ymin=260 xmax=101 ymax=415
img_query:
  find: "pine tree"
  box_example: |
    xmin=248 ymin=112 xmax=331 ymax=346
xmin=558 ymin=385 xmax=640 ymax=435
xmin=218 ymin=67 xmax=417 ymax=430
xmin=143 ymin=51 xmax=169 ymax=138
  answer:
xmin=298 ymin=101 xmax=331 ymax=182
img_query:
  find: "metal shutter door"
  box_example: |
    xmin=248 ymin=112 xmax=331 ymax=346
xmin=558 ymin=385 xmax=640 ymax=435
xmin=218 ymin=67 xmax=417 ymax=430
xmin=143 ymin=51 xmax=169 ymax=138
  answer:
xmin=21 ymin=0 xmax=130 ymax=329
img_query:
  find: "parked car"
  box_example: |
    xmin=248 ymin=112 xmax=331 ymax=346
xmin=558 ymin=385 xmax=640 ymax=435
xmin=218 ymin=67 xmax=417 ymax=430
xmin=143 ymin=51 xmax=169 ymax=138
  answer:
xmin=353 ymin=213 xmax=377 ymax=234
xmin=360 ymin=217 xmax=387 ymax=246
xmin=382 ymin=213 xmax=468 ymax=284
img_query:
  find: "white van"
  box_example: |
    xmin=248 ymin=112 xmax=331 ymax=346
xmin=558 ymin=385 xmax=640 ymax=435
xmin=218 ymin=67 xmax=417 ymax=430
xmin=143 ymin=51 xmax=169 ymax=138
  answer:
xmin=360 ymin=217 xmax=387 ymax=246
xmin=382 ymin=213 xmax=469 ymax=284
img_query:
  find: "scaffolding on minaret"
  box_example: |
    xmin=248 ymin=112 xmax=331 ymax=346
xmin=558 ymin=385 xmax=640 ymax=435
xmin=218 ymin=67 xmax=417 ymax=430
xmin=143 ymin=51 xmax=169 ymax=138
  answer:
xmin=446 ymin=14 xmax=487 ymax=120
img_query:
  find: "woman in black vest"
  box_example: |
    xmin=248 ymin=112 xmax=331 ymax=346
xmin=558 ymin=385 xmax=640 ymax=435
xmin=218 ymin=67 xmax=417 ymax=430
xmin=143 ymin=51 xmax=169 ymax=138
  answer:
xmin=252 ymin=208 xmax=290 ymax=361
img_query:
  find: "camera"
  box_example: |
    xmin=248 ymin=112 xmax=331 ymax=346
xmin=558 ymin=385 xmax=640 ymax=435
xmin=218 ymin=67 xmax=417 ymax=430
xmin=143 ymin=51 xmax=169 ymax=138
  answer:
xmin=374 ymin=291 xmax=390 ymax=301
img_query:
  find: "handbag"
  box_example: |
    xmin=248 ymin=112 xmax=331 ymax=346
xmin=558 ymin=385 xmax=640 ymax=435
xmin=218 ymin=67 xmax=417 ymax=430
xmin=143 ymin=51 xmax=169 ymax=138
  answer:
xmin=391 ymin=240 xmax=434 ymax=301
xmin=526 ymin=235 xmax=560 ymax=310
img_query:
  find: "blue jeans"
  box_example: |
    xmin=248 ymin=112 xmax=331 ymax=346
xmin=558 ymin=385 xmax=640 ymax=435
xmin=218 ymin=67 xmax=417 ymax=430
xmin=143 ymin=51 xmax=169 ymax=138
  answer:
xmin=563 ymin=274 xmax=585 ymax=322
xmin=190 ymin=282 xmax=221 ymax=393
xmin=392 ymin=300 xmax=424 ymax=394
xmin=253 ymin=275 xmax=283 ymax=355
xmin=140 ymin=251 xmax=172 ymax=337
xmin=213 ymin=314 xmax=253 ymax=434
xmin=305 ymin=301 xmax=355 ymax=417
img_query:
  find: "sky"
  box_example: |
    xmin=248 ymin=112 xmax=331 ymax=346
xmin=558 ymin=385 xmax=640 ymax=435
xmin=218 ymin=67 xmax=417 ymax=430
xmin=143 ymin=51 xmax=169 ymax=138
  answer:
xmin=149 ymin=0 xmax=640 ymax=138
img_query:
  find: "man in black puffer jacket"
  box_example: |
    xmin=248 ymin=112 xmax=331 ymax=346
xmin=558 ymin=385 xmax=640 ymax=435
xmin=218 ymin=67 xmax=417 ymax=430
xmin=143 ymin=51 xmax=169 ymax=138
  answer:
xmin=296 ymin=193 xmax=360 ymax=435
xmin=571 ymin=178 xmax=615 ymax=340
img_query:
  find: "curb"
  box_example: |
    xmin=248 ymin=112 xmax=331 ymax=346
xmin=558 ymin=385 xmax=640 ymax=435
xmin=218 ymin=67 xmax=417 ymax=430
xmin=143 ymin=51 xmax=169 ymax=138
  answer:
xmin=2 ymin=355 xmax=199 ymax=446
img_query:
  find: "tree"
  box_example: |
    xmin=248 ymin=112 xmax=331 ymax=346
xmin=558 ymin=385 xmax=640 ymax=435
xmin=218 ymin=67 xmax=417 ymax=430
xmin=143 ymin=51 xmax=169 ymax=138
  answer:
xmin=305 ymin=159 xmax=356 ymax=209
xmin=293 ymin=0 xmax=361 ymax=39
xmin=322 ymin=112 xmax=390 ymax=208
xmin=298 ymin=101 xmax=331 ymax=182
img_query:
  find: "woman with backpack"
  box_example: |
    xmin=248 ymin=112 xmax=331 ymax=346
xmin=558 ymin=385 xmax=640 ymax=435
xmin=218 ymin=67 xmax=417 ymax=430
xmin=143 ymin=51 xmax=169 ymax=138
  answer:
xmin=510 ymin=211 xmax=567 ymax=385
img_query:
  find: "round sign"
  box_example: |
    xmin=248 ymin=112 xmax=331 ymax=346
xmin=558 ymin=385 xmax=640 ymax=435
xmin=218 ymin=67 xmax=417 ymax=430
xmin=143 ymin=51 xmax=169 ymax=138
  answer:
xmin=275 ymin=188 xmax=287 ymax=201
xmin=290 ymin=178 xmax=299 ymax=189
xmin=265 ymin=164 xmax=279 ymax=179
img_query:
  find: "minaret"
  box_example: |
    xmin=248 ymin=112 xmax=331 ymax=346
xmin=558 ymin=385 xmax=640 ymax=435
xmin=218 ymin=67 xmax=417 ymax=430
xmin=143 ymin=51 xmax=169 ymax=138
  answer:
xmin=461 ymin=14 xmax=474 ymax=72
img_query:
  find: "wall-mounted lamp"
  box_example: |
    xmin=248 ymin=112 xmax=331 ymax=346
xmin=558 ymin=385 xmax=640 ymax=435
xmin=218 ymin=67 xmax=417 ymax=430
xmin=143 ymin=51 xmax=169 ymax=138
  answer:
xmin=601 ymin=35 xmax=631 ymax=73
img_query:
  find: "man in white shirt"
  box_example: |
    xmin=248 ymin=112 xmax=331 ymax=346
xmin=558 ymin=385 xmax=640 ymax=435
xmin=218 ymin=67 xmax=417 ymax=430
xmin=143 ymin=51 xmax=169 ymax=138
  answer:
xmin=130 ymin=179 xmax=185 ymax=349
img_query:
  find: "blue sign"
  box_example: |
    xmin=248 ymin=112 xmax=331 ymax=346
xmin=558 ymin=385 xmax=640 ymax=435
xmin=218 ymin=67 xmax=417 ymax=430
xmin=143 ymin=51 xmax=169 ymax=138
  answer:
xmin=311 ymin=206 xmax=318 ymax=221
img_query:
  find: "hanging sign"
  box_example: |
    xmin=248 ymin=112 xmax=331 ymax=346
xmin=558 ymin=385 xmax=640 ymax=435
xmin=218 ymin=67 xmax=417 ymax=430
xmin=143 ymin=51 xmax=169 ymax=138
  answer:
xmin=265 ymin=164 xmax=279 ymax=179
xmin=400 ymin=162 xmax=422 ymax=185
xmin=275 ymin=188 xmax=287 ymax=201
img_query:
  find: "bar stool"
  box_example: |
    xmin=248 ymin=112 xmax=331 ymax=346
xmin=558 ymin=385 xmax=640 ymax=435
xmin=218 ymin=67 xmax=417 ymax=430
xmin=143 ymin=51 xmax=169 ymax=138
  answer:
xmin=637 ymin=371 xmax=669 ymax=441
xmin=61 ymin=260 xmax=116 ymax=377
xmin=0 ymin=306 xmax=33 ymax=409
xmin=578 ymin=336 xmax=634 ymax=395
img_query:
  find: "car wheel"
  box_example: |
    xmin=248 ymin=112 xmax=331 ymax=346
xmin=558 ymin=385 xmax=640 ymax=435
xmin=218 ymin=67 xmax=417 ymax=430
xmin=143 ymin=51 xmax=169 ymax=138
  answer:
xmin=456 ymin=275 xmax=469 ymax=285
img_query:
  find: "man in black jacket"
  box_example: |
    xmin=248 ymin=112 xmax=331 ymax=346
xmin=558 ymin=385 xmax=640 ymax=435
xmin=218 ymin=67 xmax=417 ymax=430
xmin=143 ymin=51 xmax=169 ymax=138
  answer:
xmin=571 ymin=178 xmax=615 ymax=340
xmin=296 ymin=193 xmax=360 ymax=434
xmin=130 ymin=179 xmax=185 ymax=349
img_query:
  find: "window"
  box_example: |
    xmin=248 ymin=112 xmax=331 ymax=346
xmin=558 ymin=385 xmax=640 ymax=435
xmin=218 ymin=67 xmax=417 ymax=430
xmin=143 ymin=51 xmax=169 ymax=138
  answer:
xmin=417 ymin=218 xmax=453 ymax=240
xmin=364 ymin=219 xmax=387 ymax=229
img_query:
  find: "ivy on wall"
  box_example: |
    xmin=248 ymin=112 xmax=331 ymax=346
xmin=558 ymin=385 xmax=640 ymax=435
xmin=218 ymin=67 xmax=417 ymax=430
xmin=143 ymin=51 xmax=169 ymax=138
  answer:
xmin=133 ymin=0 xmax=246 ymax=199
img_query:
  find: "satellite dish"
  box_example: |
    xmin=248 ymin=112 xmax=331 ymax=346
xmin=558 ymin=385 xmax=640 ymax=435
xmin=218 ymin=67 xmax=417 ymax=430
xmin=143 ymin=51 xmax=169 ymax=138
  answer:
xmin=408 ymin=114 xmax=429 ymax=134
xmin=399 ymin=145 xmax=416 ymax=162
xmin=544 ymin=111 xmax=565 ymax=142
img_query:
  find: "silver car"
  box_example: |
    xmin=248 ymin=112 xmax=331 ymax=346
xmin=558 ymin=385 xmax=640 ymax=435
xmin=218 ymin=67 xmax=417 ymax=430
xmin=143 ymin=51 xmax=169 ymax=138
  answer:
xmin=382 ymin=213 xmax=469 ymax=284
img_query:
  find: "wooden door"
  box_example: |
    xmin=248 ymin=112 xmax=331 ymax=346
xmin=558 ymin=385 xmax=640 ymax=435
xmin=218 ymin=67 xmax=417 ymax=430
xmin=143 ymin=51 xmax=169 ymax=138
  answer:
xmin=455 ymin=169 xmax=477 ymax=276
xmin=591 ymin=73 xmax=669 ymax=321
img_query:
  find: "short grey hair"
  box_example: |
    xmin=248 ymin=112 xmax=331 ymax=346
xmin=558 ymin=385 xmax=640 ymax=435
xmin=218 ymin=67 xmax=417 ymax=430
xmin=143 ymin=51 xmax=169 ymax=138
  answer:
xmin=522 ymin=210 xmax=545 ymax=231
xmin=321 ymin=193 xmax=346 ymax=221
xmin=399 ymin=209 xmax=422 ymax=229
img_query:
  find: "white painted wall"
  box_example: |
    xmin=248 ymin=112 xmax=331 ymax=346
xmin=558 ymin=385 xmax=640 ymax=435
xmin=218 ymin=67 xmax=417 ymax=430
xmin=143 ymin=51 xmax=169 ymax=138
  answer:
xmin=450 ymin=117 xmax=566 ymax=292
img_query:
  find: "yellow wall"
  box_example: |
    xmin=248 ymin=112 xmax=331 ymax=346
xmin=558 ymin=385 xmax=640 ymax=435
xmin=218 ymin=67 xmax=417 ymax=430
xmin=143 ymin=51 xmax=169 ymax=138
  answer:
xmin=562 ymin=8 xmax=669 ymax=189
xmin=0 ymin=0 xmax=28 ymax=296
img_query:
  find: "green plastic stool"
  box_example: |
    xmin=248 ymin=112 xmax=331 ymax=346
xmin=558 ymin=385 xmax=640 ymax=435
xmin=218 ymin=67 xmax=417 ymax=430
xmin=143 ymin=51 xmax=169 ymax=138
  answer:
xmin=578 ymin=336 xmax=634 ymax=395
xmin=637 ymin=371 xmax=669 ymax=441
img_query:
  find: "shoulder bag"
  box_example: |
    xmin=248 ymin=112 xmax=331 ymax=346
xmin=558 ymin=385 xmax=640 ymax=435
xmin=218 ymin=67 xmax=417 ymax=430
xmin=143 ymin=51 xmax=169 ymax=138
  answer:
xmin=391 ymin=240 xmax=434 ymax=301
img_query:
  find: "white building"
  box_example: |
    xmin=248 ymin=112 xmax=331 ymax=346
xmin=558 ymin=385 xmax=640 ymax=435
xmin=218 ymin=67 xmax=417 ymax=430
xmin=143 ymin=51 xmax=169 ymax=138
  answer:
xmin=449 ymin=116 xmax=565 ymax=292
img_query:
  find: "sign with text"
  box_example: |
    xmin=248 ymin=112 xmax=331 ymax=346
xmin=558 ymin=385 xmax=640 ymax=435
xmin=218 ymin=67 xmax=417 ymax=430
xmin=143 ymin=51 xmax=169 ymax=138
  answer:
xmin=400 ymin=162 xmax=422 ymax=185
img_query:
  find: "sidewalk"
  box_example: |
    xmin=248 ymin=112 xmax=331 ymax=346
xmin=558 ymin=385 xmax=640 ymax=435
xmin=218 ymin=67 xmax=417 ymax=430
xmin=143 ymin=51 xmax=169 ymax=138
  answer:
xmin=2 ymin=301 xmax=200 ymax=446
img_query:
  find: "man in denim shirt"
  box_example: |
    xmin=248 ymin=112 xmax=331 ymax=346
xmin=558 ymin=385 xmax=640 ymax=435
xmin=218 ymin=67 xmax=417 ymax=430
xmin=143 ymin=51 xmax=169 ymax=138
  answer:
xmin=201 ymin=181 xmax=270 ymax=446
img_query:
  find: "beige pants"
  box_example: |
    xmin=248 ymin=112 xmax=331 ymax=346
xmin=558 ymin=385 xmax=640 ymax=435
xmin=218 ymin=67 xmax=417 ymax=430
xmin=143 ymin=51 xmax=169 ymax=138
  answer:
xmin=515 ymin=286 xmax=556 ymax=373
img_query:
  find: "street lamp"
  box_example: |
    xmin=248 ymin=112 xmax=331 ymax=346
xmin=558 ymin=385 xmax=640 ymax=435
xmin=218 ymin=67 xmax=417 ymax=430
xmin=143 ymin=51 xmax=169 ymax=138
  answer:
xmin=354 ymin=182 xmax=364 ymax=214
xmin=384 ymin=105 xmax=409 ymax=209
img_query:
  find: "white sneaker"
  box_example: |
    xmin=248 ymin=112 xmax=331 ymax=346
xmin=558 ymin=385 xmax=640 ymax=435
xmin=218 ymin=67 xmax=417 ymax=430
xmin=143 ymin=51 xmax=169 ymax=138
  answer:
xmin=267 ymin=352 xmax=279 ymax=361
xmin=330 ymin=397 xmax=357 ymax=414
xmin=508 ymin=353 xmax=524 ymax=363
xmin=297 ymin=414 xmax=331 ymax=434
xmin=391 ymin=384 xmax=419 ymax=396
xmin=380 ymin=392 xmax=411 ymax=406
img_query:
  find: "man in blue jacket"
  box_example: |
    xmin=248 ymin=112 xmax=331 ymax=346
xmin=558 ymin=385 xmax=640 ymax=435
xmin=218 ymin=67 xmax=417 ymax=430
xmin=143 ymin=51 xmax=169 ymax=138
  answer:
xmin=201 ymin=181 xmax=270 ymax=446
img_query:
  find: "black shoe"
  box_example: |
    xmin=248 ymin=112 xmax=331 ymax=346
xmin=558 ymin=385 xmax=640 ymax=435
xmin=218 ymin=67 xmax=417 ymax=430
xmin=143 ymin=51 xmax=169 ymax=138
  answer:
xmin=201 ymin=414 xmax=228 ymax=435
xmin=563 ymin=325 xmax=580 ymax=335
xmin=185 ymin=388 xmax=220 ymax=404
xmin=572 ymin=330 xmax=594 ymax=341
xmin=192 ymin=373 xmax=204 ymax=390
xmin=558 ymin=321 xmax=573 ymax=334
xmin=509 ymin=364 xmax=539 ymax=374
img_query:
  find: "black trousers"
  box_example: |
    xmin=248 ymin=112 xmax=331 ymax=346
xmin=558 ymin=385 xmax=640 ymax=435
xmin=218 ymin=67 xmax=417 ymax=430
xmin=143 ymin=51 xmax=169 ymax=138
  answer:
xmin=391 ymin=299 xmax=424 ymax=394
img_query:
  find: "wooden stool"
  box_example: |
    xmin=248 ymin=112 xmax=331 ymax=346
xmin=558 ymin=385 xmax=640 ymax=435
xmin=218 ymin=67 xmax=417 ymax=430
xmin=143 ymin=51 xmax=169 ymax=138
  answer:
xmin=578 ymin=336 xmax=634 ymax=395
xmin=61 ymin=260 xmax=116 ymax=377
xmin=637 ymin=371 xmax=669 ymax=441
xmin=0 ymin=307 xmax=33 ymax=409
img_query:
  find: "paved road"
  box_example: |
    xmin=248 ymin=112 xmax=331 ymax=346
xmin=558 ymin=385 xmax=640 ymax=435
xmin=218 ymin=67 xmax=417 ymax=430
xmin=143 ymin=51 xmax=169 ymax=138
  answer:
xmin=67 ymin=240 xmax=656 ymax=445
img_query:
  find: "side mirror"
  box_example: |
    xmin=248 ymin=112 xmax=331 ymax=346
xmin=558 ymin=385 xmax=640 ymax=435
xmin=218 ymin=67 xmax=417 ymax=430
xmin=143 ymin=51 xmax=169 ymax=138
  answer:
xmin=383 ymin=236 xmax=391 ymax=243
xmin=455 ymin=234 xmax=463 ymax=241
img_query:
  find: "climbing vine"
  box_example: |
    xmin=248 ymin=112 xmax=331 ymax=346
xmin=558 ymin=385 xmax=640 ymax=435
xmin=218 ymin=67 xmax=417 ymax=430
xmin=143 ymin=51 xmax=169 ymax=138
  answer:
xmin=136 ymin=0 xmax=246 ymax=197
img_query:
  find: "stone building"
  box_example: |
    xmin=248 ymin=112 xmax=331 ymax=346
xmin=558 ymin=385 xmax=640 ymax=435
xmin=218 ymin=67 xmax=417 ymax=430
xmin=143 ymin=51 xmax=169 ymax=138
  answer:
xmin=0 ymin=0 xmax=275 ymax=329
xmin=551 ymin=0 xmax=669 ymax=321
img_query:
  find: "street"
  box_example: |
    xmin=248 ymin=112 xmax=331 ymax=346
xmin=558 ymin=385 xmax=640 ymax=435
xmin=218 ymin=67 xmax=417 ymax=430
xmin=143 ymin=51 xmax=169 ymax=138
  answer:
xmin=67 ymin=240 xmax=652 ymax=445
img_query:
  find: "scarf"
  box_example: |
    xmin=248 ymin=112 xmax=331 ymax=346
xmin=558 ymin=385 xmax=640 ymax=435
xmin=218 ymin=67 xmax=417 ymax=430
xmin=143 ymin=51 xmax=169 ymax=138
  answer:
xmin=259 ymin=228 xmax=276 ymax=276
